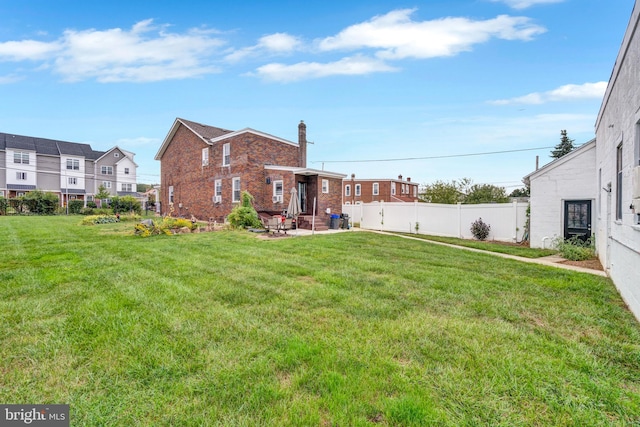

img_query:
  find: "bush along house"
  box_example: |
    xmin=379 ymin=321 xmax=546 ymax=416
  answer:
xmin=154 ymin=118 xmax=346 ymax=229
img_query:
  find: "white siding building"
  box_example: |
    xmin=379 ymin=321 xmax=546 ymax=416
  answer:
xmin=524 ymin=140 xmax=597 ymax=248
xmin=594 ymin=1 xmax=640 ymax=320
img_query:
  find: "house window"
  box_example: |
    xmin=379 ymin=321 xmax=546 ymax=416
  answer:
xmin=0 ymin=190 xmax=4 ymax=197
xmin=322 ymin=179 xmax=329 ymax=194
xmin=616 ymin=144 xmax=623 ymax=221
xmin=121 ymin=183 xmax=132 ymax=192
xmin=391 ymin=183 xmax=396 ymax=196
xmin=101 ymin=166 xmax=113 ymax=175
xmin=345 ymin=184 xmax=351 ymax=197
xmin=202 ymin=148 xmax=209 ymax=166
xmin=66 ymin=159 xmax=80 ymax=170
xmin=373 ymin=182 xmax=379 ymax=196
xmin=124 ymin=168 xmax=130 ymax=175
xmin=413 ymin=186 xmax=417 ymax=197
xmin=14 ymin=152 xmax=29 ymax=164
xmin=232 ymin=177 xmax=241 ymax=202
xmin=273 ymin=180 xmax=283 ymax=201
xmin=114 ymin=152 xmax=119 ymax=158
xmin=214 ymin=179 xmax=222 ymax=203
xmin=168 ymin=185 xmax=174 ymax=203
xmin=68 ymin=177 xmax=77 ymax=185
xmin=103 ymin=181 xmax=112 ymax=189
xmin=355 ymin=184 xmax=361 ymax=196
xmin=16 ymin=172 xmax=27 ymax=180
xmin=223 ymin=143 xmax=230 ymax=166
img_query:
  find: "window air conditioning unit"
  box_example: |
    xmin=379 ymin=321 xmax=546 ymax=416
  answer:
xmin=633 ymin=166 xmax=640 ymax=199
xmin=272 ymin=195 xmax=283 ymax=203
xmin=214 ymin=195 xmax=222 ymax=204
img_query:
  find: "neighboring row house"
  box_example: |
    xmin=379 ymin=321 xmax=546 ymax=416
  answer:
xmin=525 ymin=0 xmax=640 ymax=321
xmin=343 ymin=173 xmax=419 ymax=204
xmin=0 ymin=132 xmax=138 ymax=205
xmin=154 ymin=118 xmax=346 ymax=226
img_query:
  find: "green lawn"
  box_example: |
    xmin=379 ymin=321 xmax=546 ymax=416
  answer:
xmin=1 ymin=216 xmax=639 ymax=426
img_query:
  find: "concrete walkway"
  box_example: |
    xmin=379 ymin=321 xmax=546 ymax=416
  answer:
xmin=366 ymin=230 xmax=608 ymax=277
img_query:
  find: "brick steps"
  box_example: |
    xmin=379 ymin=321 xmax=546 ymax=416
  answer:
xmin=296 ymin=215 xmax=329 ymax=230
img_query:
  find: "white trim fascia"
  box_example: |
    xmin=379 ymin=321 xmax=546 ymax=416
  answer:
xmin=523 ymin=139 xmax=596 ymax=183
xmin=264 ymin=165 xmax=346 ymax=179
xmin=209 ymin=128 xmax=298 ymax=147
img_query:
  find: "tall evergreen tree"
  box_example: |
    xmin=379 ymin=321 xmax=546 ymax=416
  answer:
xmin=550 ymin=129 xmax=575 ymax=158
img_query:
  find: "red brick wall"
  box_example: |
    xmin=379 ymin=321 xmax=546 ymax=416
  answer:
xmin=159 ymin=124 xmax=305 ymax=221
xmin=343 ymin=179 xmax=419 ymax=204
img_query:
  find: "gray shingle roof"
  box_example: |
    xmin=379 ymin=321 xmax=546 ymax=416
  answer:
xmin=178 ymin=118 xmax=233 ymax=140
xmin=0 ymin=132 xmax=105 ymax=159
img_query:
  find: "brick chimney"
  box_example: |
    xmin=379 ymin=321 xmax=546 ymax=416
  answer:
xmin=298 ymin=120 xmax=307 ymax=168
xmin=407 ymin=177 xmax=411 ymax=182
xmin=398 ymin=174 xmax=402 ymax=181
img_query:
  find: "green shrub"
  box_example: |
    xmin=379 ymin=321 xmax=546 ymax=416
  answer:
xmin=68 ymin=200 xmax=84 ymax=214
xmin=22 ymin=190 xmax=59 ymax=215
xmin=554 ymin=236 xmax=595 ymax=261
xmin=470 ymin=217 xmax=491 ymax=241
xmin=80 ymin=215 xmax=119 ymax=225
xmin=110 ymin=195 xmax=142 ymax=215
xmin=0 ymin=197 xmax=7 ymax=215
xmin=227 ymin=191 xmax=261 ymax=229
xmin=86 ymin=201 xmax=98 ymax=209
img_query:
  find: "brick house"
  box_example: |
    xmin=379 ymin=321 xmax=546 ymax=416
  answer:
xmin=343 ymin=173 xmax=419 ymax=204
xmin=154 ymin=118 xmax=346 ymax=226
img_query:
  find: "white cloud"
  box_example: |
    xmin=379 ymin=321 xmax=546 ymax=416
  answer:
xmin=225 ymin=32 xmax=301 ymax=63
xmin=0 ymin=19 xmax=225 ymax=83
xmin=0 ymin=40 xmax=62 ymax=61
xmin=490 ymin=82 xmax=608 ymax=105
xmin=55 ymin=20 xmax=224 ymax=82
xmin=0 ymin=74 xmax=24 ymax=84
xmin=318 ymin=9 xmax=546 ymax=59
xmin=116 ymin=136 xmax=159 ymax=147
xmin=252 ymin=55 xmax=397 ymax=82
xmin=491 ymin=0 xmax=565 ymax=10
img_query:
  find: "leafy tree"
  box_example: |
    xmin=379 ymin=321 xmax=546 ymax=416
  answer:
xmin=464 ymin=184 xmax=509 ymax=204
xmin=509 ymin=187 xmax=530 ymax=198
xmin=550 ymin=130 xmax=575 ymax=159
xmin=95 ymin=184 xmax=111 ymax=206
xmin=420 ymin=178 xmax=470 ymax=204
xmin=110 ymin=195 xmax=142 ymax=215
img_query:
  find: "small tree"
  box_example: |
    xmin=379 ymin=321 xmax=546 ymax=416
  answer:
xmin=420 ymin=178 xmax=470 ymax=204
xmin=227 ymin=191 xmax=261 ymax=229
xmin=550 ymin=130 xmax=575 ymax=159
xmin=95 ymin=184 xmax=111 ymax=207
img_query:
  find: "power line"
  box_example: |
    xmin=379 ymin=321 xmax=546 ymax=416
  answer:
xmin=312 ymin=146 xmax=553 ymax=164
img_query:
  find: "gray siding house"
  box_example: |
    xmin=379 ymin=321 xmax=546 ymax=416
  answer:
xmin=0 ymin=132 xmax=139 ymax=205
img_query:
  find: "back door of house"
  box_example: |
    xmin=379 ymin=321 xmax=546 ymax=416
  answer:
xmin=564 ymin=200 xmax=591 ymax=241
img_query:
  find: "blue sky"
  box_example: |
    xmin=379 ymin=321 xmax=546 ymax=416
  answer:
xmin=0 ymin=0 xmax=633 ymax=190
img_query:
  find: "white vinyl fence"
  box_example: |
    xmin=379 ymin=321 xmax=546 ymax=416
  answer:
xmin=343 ymin=201 xmax=528 ymax=242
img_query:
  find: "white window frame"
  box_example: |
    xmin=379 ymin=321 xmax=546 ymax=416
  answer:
xmin=372 ymin=182 xmax=379 ymax=196
xmin=124 ymin=167 xmax=130 ymax=175
xmin=223 ymin=143 xmax=230 ymax=166
xmin=232 ymin=177 xmax=241 ymax=202
xmin=103 ymin=181 xmax=112 ymax=189
xmin=413 ymin=186 xmax=417 ymax=197
xmin=322 ymin=179 xmax=329 ymax=194
xmin=391 ymin=182 xmax=396 ymax=196
xmin=0 ymin=190 xmax=4 ymax=197
xmin=345 ymin=184 xmax=351 ymax=197
xmin=214 ymin=179 xmax=222 ymax=203
xmin=121 ymin=183 xmax=132 ymax=192
xmin=14 ymin=152 xmax=29 ymax=164
xmin=273 ymin=180 xmax=283 ymax=197
xmin=101 ymin=166 xmax=113 ymax=175
xmin=16 ymin=172 xmax=27 ymax=180
xmin=66 ymin=159 xmax=80 ymax=170
xmin=114 ymin=152 xmax=119 ymax=158
xmin=355 ymin=184 xmax=361 ymax=196
xmin=68 ymin=177 xmax=77 ymax=185
xmin=202 ymin=147 xmax=209 ymax=166
xmin=168 ymin=185 xmax=174 ymax=203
